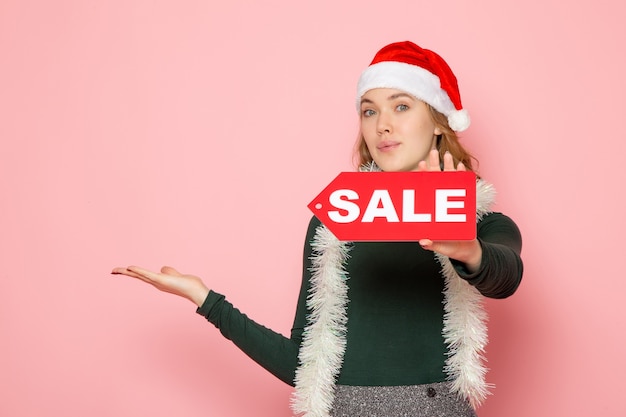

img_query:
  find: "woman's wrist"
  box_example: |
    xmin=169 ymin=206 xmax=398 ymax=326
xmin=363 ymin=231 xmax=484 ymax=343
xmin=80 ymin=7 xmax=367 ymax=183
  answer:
xmin=462 ymin=240 xmax=482 ymax=273
xmin=190 ymin=285 xmax=210 ymax=307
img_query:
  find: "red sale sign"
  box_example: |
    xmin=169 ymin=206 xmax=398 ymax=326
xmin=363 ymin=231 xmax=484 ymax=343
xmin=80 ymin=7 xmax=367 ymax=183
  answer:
xmin=308 ymin=171 xmax=476 ymax=241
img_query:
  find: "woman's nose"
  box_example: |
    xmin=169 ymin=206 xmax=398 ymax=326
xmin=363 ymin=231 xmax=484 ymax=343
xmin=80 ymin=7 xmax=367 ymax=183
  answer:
xmin=376 ymin=112 xmax=392 ymax=134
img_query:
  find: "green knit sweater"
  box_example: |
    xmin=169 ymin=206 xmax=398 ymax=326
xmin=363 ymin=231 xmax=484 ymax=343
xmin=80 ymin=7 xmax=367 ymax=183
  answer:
xmin=197 ymin=213 xmax=522 ymax=387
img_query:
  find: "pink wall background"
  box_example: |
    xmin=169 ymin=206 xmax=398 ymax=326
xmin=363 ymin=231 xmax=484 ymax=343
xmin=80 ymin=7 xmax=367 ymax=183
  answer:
xmin=2 ymin=1 xmax=625 ymax=416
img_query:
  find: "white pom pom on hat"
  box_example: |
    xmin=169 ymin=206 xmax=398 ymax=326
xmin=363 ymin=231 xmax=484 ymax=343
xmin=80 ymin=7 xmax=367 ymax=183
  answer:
xmin=356 ymin=41 xmax=470 ymax=132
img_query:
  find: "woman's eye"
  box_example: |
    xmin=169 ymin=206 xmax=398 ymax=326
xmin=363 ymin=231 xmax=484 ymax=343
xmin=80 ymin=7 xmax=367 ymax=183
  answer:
xmin=396 ymin=104 xmax=409 ymax=112
xmin=362 ymin=109 xmax=376 ymax=117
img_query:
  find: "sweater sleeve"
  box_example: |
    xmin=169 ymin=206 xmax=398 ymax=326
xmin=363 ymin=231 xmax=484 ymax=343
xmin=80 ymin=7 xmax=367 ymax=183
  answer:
xmin=451 ymin=212 xmax=523 ymax=299
xmin=194 ymin=217 xmax=319 ymax=386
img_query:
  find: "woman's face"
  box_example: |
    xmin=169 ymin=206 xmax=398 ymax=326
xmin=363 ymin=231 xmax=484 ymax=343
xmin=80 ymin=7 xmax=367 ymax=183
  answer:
xmin=360 ymin=88 xmax=441 ymax=172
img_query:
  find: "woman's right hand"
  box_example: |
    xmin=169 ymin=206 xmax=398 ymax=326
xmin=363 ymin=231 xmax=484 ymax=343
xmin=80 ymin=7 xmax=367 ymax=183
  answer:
xmin=111 ymin=265 xmax=210 ymax=307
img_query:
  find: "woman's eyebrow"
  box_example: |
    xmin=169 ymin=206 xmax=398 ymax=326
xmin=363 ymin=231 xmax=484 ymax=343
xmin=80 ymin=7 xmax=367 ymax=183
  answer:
xmin=388 ymin=92 xmax=414 ymax=101
xmin=360 ymin=92 xmax=414 ymax=107
xmin=361 ymin=93 xmax=415 ymax=105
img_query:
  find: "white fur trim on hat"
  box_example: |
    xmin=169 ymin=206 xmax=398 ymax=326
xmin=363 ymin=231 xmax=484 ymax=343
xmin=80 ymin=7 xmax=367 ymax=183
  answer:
xmin=356 ymin=61 xmax=470 ymax=132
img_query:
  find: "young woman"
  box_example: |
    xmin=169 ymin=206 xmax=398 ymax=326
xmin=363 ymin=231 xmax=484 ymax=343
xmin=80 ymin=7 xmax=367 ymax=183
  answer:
xmin=113 ymin=41 xmax=523 ymax=417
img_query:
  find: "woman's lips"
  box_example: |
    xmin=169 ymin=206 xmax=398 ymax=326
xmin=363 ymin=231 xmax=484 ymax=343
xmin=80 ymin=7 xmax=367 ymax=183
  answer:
xmin=377 ymin=141 xmax=400 ymax=151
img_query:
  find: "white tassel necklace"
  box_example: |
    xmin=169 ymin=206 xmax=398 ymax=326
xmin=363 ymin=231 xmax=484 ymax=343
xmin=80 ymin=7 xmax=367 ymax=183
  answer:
xmin=292 ymin=170 xmax=496 ymax=416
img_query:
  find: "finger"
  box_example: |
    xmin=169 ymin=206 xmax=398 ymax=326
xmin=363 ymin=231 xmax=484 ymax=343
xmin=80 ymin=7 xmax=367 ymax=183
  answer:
xmin=126 ymin=265 xmax=162 ymax=282
xmin=418 ymin=239 xmax=434 ymax=251
xmin=111 ymin=267 xmax=144 ymax=279
xmin=427 ymin=149 xmax=440 ymax=171
xmin=443 ymin=152 xmax=455 ymax=171
xmin=456 ymin=161 xmax=466 ymax=172
xmin=415 ymin=160 xmax=428 ymax=172
xmin=161 ymin=266 xmax=182 ymax=276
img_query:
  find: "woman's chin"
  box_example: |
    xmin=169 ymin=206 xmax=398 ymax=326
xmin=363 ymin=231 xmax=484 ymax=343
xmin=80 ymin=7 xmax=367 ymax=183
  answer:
xmin=374 ymin=161 xmax=415 ymax=173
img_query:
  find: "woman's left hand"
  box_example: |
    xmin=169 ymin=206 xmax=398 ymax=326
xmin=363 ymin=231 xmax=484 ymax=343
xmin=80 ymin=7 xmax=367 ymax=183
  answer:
xmin=415 ymin=149 xmax=482 ymax=272
xmin=111 ymin=265 xmax=210 ymax=307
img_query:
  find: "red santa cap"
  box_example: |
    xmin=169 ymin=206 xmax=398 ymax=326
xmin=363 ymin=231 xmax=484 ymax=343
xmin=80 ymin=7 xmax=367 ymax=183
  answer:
xmin=356 ymin=41 xmax=470 ymax=132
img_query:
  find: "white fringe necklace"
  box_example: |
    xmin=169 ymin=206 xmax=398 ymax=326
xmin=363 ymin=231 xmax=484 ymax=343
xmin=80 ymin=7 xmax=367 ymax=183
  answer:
xmin=292 ymin=173 xmax=496 ymax=417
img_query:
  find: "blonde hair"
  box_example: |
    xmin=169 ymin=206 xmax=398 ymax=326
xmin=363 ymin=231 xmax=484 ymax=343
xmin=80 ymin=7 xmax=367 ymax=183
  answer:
xmin=354 ymin=104 xmax=478 ymax=173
